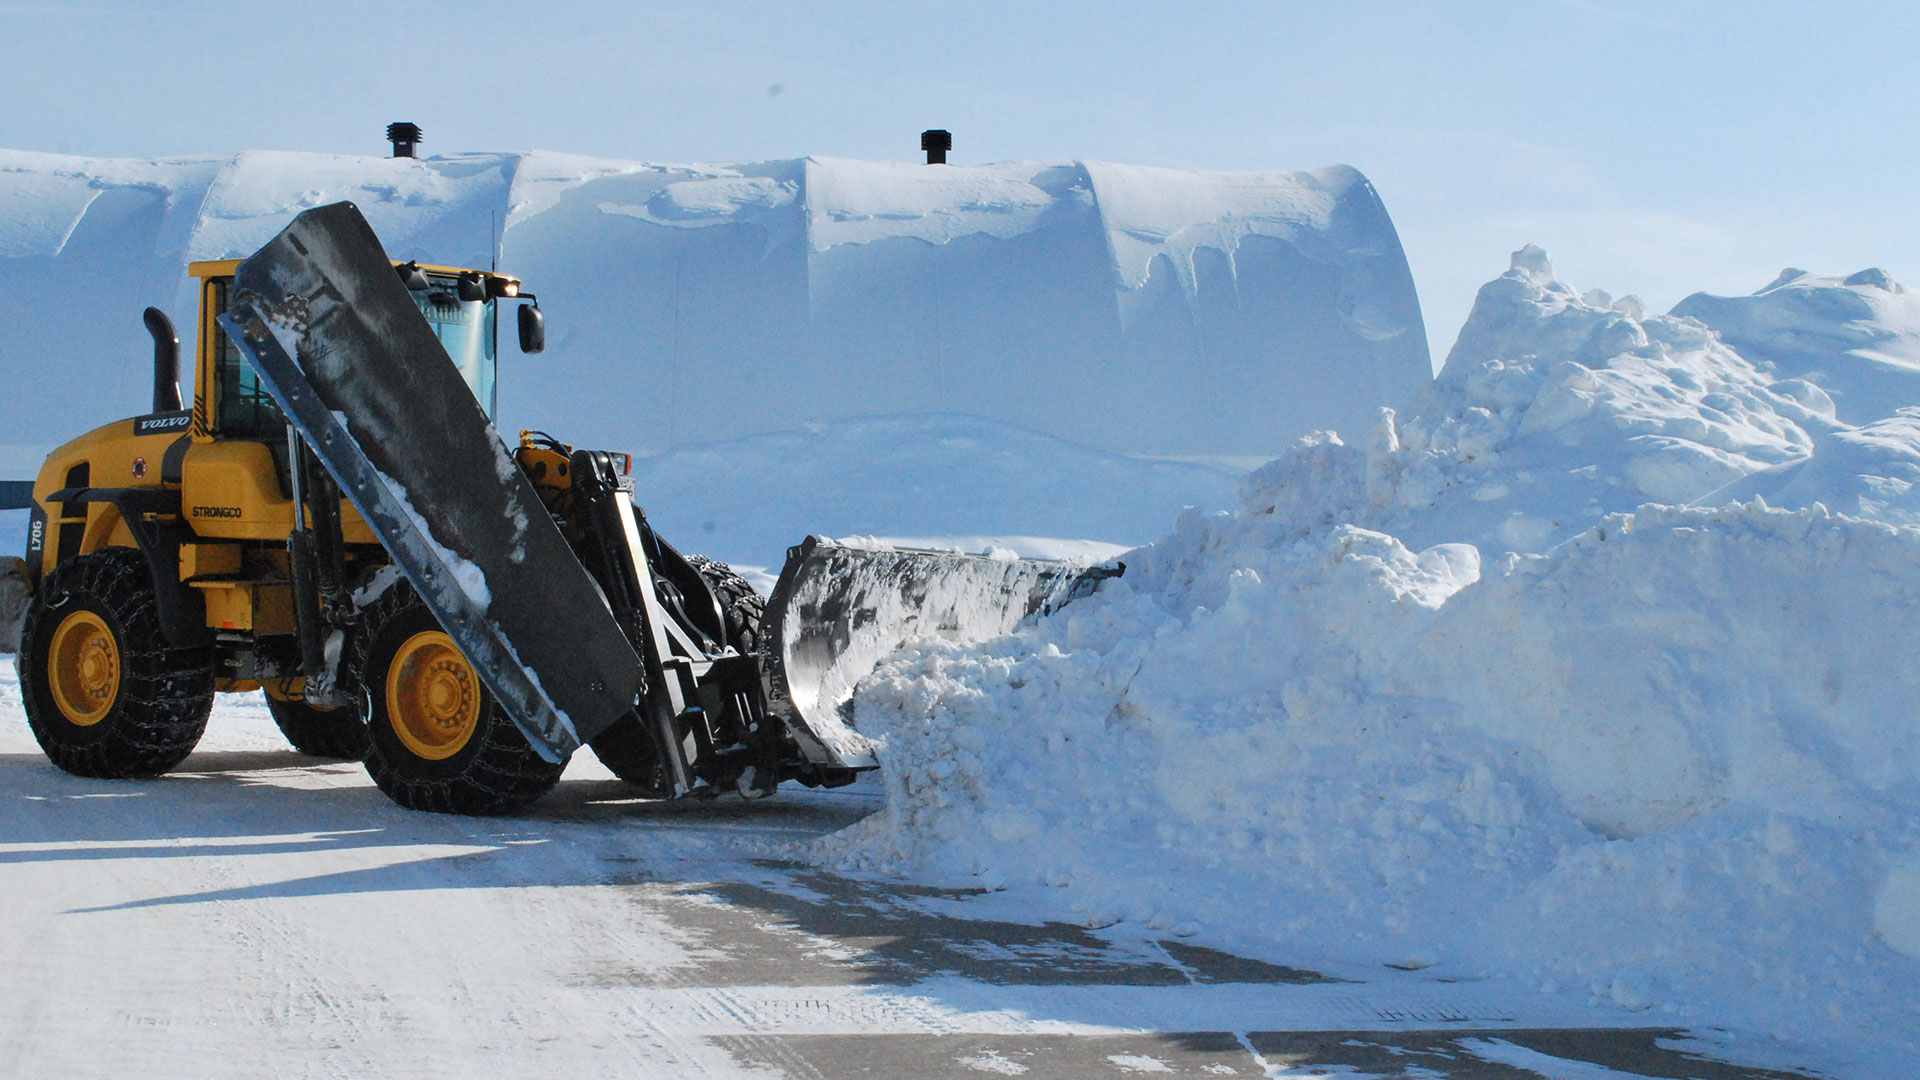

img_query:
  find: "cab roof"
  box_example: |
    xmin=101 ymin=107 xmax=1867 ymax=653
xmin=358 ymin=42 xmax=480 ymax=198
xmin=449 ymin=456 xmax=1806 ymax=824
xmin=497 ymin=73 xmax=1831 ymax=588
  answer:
xmin=187 ymin=258 xmax=521 ymax=290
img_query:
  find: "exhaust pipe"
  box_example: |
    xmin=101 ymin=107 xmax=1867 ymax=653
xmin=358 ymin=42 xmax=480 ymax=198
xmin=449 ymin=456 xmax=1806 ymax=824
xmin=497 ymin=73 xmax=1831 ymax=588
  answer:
xmin=143 ymin=306 xmax=182 ymax=413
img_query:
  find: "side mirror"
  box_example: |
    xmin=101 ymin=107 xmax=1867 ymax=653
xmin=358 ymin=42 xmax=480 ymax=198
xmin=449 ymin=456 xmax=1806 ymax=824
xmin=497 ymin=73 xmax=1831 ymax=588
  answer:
xmin=517 ymin=302 xmax=545 ymax=354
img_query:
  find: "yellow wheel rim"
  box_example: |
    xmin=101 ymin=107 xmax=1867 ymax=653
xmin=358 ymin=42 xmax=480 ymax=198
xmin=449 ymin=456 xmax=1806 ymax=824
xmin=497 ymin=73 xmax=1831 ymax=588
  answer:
xmin=47 ymin=610 xmax=121 ymax=727
xmin=385 ymin=630 xmax=481 ymax=760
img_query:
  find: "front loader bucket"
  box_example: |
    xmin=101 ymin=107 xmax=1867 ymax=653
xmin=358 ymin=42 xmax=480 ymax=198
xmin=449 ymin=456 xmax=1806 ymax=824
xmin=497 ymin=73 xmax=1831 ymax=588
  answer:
xmin=763 ymin=537 xmax=1120 ymax=768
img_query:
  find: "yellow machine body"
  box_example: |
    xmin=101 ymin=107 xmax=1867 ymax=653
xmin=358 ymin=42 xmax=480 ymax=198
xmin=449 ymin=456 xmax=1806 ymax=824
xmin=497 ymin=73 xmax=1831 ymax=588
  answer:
xmin=22 ymin=258 xmax=524 ymax=687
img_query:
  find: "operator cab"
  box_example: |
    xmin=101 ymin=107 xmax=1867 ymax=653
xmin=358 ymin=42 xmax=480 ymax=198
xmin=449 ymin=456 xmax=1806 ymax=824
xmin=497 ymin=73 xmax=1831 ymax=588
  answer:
xmin=186 ymin=259 xmax=541 ymax=439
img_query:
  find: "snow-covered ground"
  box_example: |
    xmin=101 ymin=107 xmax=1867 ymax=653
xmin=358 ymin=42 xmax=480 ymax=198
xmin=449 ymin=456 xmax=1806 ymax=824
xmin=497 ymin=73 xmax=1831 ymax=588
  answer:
xmin=0 ymin=666 xmax=1835 ymax=1078
xmin=826 ymin=250 xmax=1920 ymax=1076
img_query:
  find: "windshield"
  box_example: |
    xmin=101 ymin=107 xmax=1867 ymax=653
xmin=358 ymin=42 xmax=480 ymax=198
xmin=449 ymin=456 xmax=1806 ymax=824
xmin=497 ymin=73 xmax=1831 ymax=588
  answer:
xmin=211 ymin=272 xmax=502 ymax=440
xmin=415 ymin=276 xmax=498 ymax=417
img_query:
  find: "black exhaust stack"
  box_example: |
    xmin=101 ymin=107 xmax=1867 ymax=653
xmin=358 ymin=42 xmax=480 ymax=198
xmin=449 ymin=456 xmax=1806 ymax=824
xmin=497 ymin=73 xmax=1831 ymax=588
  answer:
xmin=921 ymin=129 xmax=951 ymax=165
xmin=387 ymin=122 xmax=422 ymax=159
xmin=143 ymin=307 xmax=182 ymax=413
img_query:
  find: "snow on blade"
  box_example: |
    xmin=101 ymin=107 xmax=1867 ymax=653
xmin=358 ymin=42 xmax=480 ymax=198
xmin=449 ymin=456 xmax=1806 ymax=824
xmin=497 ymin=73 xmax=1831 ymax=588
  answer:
xmin=369 ymin=463 xmax=491 ymax=611
xmin=769 ymin=540 xmax=1115 ymax=768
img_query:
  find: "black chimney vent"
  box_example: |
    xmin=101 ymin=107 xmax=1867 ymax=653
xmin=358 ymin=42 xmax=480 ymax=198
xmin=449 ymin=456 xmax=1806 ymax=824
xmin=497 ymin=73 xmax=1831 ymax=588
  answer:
xmin=921 ymin=129 xmax=951 ymax=165
xmin=387 ymin=122 xmax=423 ymax=158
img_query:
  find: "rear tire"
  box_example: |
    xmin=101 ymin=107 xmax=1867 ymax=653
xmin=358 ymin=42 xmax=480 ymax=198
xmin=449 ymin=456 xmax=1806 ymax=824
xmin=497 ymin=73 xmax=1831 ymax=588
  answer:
xmin=590 ymin=555 xmax=765 ymax=795
xmin=18 ymin=549 xmax=214 ymax=779
xmin=354 ymin=584 xmax=565 ymax=815
xmin=265 ymin=682 xmax=368 ymax=760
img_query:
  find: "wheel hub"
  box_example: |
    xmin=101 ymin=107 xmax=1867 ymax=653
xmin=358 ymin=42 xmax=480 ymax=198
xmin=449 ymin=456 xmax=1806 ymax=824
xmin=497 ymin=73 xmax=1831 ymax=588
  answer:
xmin=386 ymin=631 xmax=482 ymax=760
xmin=47 ymin=610 xmax=120 ymax=727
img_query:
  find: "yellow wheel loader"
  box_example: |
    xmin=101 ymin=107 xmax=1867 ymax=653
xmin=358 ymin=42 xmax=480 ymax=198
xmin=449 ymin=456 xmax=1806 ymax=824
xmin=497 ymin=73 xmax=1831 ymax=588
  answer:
xmin=0 ymin=202 xmax=1115 ymax=814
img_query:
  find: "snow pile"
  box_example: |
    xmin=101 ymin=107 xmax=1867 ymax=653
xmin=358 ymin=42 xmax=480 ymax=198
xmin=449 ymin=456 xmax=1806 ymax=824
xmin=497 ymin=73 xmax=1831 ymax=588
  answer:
xmin=1712 ymin=408 xmax=1920 ymax=526
xmin=1233 ymin=245 xmax=1839 ymax=557
xmin=1674 ymin=266 xmax=1920 ymax=425
xmin=0 ymin=147 xmax=1426 ymax=460
xmin=827 ymin=249 xmax=1920 ymax=1065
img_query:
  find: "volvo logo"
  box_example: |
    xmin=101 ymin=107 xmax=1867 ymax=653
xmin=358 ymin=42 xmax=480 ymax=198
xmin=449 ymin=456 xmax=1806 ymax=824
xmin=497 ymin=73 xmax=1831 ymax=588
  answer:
xmin=135 ymin=412 xmax=193 ymax=436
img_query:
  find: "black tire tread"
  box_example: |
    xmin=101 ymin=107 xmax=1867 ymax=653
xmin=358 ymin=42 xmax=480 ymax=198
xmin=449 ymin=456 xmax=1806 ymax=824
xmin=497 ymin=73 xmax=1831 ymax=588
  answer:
xmin=587 ymin=715 xmax=670 ymax=796
xmin=265 ymin=689 xmax=368 ymax=760
xmin=18 ymin=548 xmax=214 ymax=779
xmin=685 ymin=554 xmax=764 ymax=653
xmin=353 ymin=583 xmax=564 ymax=815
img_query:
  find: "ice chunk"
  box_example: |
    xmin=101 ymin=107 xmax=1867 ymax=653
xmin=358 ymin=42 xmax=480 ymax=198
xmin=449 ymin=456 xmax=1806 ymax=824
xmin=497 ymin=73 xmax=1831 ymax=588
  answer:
xmin=1510 ymin=242 xmax=1552 ymax=283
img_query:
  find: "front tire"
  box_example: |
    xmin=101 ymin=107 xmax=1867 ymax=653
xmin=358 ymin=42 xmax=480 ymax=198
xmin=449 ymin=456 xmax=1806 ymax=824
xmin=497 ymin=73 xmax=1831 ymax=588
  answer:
xmin=18 ymin=549 xmax=214 ymax=778
xmin=354 ymin=584 xmax=565 ymax=814
xmin=587 ymin=715 xmax=671 ymax=797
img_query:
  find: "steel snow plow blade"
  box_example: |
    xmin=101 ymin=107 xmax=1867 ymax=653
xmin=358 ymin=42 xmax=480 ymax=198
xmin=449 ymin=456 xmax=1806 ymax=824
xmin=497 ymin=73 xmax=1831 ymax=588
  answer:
xmin=764 ymin=537 xmax=1120 ymax=768
xmin=218 ymin=202 xmax=646 ymax=761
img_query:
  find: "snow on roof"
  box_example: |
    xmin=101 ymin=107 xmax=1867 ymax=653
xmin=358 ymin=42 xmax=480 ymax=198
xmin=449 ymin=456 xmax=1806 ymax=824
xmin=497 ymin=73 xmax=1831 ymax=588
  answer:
xmin=0 ymin=147 xmax=1428 ymax=461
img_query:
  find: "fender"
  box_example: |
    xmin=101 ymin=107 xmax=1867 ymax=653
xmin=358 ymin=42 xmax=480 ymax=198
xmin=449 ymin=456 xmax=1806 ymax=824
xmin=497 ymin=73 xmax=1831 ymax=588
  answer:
xmin=44 ymin=486 xmax=209 ymax=648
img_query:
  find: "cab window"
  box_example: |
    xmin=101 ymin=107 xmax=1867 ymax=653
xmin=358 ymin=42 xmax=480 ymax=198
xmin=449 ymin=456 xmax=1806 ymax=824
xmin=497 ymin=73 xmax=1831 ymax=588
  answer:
xmin=209 ymin=279 xmax=285 ymax=439
xmin=206 ymin=272 xmax=501 ymax=440
xmin=416 ymin=276 xmax=498 ymax=417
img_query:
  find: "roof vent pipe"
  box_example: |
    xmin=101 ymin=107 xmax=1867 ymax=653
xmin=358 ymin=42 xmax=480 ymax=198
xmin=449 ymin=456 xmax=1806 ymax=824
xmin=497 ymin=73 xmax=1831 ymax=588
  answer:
xmin=921 ymin=129 xmax=951 ymax=165
xmin=387 ymin=122 xmax=422 ymax=158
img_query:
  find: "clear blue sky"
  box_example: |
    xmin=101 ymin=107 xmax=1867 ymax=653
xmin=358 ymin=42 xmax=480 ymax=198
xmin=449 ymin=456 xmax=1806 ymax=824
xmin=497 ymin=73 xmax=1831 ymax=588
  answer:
xmin=4 ymin=0 xmax=1915 ymax=368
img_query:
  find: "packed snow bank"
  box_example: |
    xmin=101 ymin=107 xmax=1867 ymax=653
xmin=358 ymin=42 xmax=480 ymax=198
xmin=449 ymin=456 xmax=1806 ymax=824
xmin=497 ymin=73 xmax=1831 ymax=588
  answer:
xmin=0 ymin=147 xmax=1426 ymax=460
xmin=827 ymin=249 xmax=1920 ymax=1068
xmin=835 ymin=503 xmax=1920 ymax=1034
